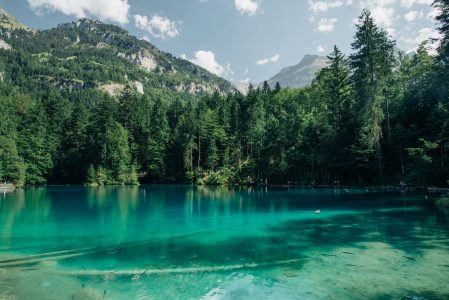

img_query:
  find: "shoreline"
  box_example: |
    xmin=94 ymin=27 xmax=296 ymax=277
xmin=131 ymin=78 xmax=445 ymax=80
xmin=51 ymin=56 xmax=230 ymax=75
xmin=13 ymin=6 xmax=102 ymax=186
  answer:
xmin=7 ymin=183 xmax=449 ymax=194
xmin=0 ymin=184 xmax=15 ymax=190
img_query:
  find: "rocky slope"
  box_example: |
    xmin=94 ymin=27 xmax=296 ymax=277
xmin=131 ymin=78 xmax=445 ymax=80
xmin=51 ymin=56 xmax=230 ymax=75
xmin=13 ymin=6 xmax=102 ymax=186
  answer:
xmin=266 ymin=55 xmax=329 ymax=89
xmin=0 ymin=8 xmax=234 ymax=98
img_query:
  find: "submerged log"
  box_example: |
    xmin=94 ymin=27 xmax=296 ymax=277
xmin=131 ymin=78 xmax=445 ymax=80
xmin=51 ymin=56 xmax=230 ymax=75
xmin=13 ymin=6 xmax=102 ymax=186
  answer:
xmin=55 ymin=259 xmax=302 ymax=277
xmin=0 ymin=229 xmax=217 ymax=268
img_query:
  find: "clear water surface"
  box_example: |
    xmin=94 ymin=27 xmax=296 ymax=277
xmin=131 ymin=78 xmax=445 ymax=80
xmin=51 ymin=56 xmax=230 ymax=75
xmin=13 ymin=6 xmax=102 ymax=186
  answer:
xmin=1 ymin=186 xmax=449 ymax=299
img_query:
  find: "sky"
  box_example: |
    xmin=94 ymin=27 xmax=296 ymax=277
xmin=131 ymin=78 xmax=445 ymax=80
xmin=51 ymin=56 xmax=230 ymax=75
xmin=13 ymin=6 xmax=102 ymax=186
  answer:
xmin=0 ymin=0 xmax=442 ymax=83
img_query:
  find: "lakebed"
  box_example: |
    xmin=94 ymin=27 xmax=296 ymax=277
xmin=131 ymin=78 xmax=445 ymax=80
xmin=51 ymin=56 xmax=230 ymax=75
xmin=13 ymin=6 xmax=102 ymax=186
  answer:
xmin=1 ymin=186 xmax=448 ymax=299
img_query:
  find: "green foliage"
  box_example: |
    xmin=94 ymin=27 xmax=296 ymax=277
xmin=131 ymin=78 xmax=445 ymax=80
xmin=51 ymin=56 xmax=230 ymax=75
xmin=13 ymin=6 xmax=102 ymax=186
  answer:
xmin=197 ymin=168 xmax=235 ymax=186
xmin=86 ymin=164 xmax=97 ymax=186
xmin=0 ymin=135 xmax=25 ymax=185
xmin=1 ymin=7 xmax=449 ymax=187
xmin=351 ymin=10 xmax=395 ymax=150
xmin=96 ymin=166 xmax=108 ymax=185
xmin=405 ymin=139 xmax=439 ymax=184
xmin=434 ymin=0 xmax=449 ymax=68
xmin=144 ymin=98 xmax=170 ymax=181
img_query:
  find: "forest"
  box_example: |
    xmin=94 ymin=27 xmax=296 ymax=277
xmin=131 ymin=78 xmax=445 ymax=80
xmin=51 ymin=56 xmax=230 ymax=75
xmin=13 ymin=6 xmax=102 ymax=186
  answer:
xmin=1 ymin=4 xmax=449 ymax=187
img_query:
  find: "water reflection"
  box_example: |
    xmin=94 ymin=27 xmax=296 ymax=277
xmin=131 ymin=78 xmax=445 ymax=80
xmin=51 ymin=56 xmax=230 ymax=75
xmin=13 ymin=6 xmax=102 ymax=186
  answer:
xmin=0 ymin=186 xmax=442 ymax=259
xmin=0 ymin=188 xmax=52 ymax=249
xmin=0 ymin=186 xmax=438 ymax=248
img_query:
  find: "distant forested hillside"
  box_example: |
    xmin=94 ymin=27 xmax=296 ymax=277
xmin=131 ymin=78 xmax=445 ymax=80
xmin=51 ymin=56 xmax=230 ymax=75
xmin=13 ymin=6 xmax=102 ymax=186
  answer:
xmin=1 ymin=4 xmax=448 ymax=187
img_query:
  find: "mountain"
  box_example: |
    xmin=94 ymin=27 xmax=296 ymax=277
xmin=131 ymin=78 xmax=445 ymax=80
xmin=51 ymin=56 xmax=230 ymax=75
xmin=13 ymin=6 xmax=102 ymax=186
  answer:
xmin=0 ymin=9 xmax=233 ymax=100
xmin=233 ymin=80 xmax=252 ymax=94
xmin=0 ymin=7 xmax=30 ymax=31
xmin=266 ymin=55 xmax=329 ymax=89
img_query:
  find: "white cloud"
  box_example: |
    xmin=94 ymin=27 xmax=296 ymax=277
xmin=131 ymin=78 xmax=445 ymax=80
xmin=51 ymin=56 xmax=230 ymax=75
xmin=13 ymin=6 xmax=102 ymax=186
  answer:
xmin=27 ymin=0 xmax=130 ymax=24
xmin=235 ymin=0 xmax=260 ymax=16
xmin=427 ymin=6 xmax=440 ymax=21
xmin=359 ymin=0 xmax=396 ymax=28
xmin=386 ymin=27 xmax=396 ymax=37
xmin=134 ymin=14 xmax=180 ymax=39
xmin=308 ymin=0 xmax=353 ymax=16
xmin=256 ymin=54 xmax=280 ymax=65
xmin=357 ymin=0 xmax=401 ymax=37
xmin=308 ymin=0 xmax=343 ymax=13
xmin=400 ymin=0 xmax=432 ymax=8
xmin=404 ymin=10 xmax=423 ymax=22
xmin=316 ymin=18 xmax=337 ymax=32
xmin=354 ymin=0 xmax=437 ymax=38
xmin=401 ymin=27 xmax=441 ymax=54
xmin=184 ymin=50 xmax=233 ymax=78
xmin=317 ymin=44 xmax=326 ymax=53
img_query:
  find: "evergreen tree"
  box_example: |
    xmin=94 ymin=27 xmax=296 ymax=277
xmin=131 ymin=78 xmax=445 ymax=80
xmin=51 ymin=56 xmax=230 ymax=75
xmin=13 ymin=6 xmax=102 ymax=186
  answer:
xmin=58 ymin=103 xmax=90 ymax=183
xmin=18 ymin=102 xmax=53 ymax=184
xmin=86 ymin=164 xmax=97 ymax=185
xmin=101 ymin=121 xmax=132 ymax=184
xmin=0 ymin=136 xmax=25 ymax=185
xmin=350 ymin=9 xmax=395 ymax=180
xmin=319 ymin=46 xmax=354 ymax=130
xmin=434 ymin=0 xmax=449 ymax=67
xmin=145 ymin=98 xmax=169 ymax=181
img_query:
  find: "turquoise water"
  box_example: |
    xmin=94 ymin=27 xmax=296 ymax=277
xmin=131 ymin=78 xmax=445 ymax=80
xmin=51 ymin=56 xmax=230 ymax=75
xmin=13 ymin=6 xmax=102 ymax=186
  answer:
xmin=1 ymin=186 xmax=449 ymax=299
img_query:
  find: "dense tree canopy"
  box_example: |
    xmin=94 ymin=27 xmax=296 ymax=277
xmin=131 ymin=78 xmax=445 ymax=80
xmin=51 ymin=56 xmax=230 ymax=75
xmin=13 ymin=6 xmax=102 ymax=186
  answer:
xmin=0 ymin=7 xmax=448 ymax=187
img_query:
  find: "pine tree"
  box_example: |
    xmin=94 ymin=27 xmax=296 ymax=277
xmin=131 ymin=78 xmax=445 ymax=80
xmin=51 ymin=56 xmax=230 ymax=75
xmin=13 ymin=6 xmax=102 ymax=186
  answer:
xmin=19 ymin=102 xmax=53 ymax=185
xmin=350 ymin=9 xmax=395 ymax=180
xmin=434 ymin=0 xmax=449 ymax=66
xmin=206 ymin=138 xmax=219 ymax=171
xmin=0 ymin=136 xmax=25 ymax=185
xmin=102 ymin=121 xmax=132 ymax=184
xmin=314 ymin=46 xmax=356 ymax=181
xmin=145 ymin=98 xmax=169 ymax=181
xmin=319 ymin=46 xmax=354 ymax=130
xmin=58 ymin=103 xmax=90 ymax=183
xmin=86 ymin=164 xmax=97 ymax=185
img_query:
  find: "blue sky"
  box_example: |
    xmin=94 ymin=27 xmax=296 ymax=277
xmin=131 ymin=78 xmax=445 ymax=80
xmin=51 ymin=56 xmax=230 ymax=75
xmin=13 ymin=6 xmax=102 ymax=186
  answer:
xmin=0 ymin=0 xmax=441 ymax=83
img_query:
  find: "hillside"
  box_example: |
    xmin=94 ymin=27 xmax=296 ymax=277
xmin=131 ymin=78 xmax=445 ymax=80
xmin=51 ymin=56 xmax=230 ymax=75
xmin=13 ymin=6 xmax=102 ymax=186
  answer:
xmin=266 ymin=54 xmax=329 ymax=89
xmin=0 ymin=7 xmax=30 ymax=31
xmin=0 ymin=9 xmax=234 ymax=100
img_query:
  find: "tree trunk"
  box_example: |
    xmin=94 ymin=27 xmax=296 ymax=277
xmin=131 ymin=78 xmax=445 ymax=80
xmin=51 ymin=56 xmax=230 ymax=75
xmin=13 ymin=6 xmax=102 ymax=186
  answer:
xmin=197 ymin=133 xmax=201 ymax=169
xmin=385 ymin=96 xmax=392 ymax=163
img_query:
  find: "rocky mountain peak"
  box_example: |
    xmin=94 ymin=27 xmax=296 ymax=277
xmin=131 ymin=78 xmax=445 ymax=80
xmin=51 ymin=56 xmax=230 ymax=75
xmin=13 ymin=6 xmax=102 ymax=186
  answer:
xmin=266 ymin=54 xmax=329 ymax=89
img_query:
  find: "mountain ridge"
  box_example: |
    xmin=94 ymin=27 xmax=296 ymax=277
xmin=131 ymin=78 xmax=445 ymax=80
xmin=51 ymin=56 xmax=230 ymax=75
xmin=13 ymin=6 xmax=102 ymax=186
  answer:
xmin=265 ymin=54 xmax=329 ymax=89
xmin=0 ymin=7 xmax=31 ymax=31
xmin=0 ymin=8 xmax=234 ymax=98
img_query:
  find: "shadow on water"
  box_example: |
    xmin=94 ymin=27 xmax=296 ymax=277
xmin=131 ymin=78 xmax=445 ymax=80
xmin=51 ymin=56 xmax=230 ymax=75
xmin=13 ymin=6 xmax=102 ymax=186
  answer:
xmin=267 ymin=208 xmax=449 ymax=256
xmin=372 ymin=291 xmax=449 ymax=300
xmin=48 ymin=205 xmax=449 ymax=274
